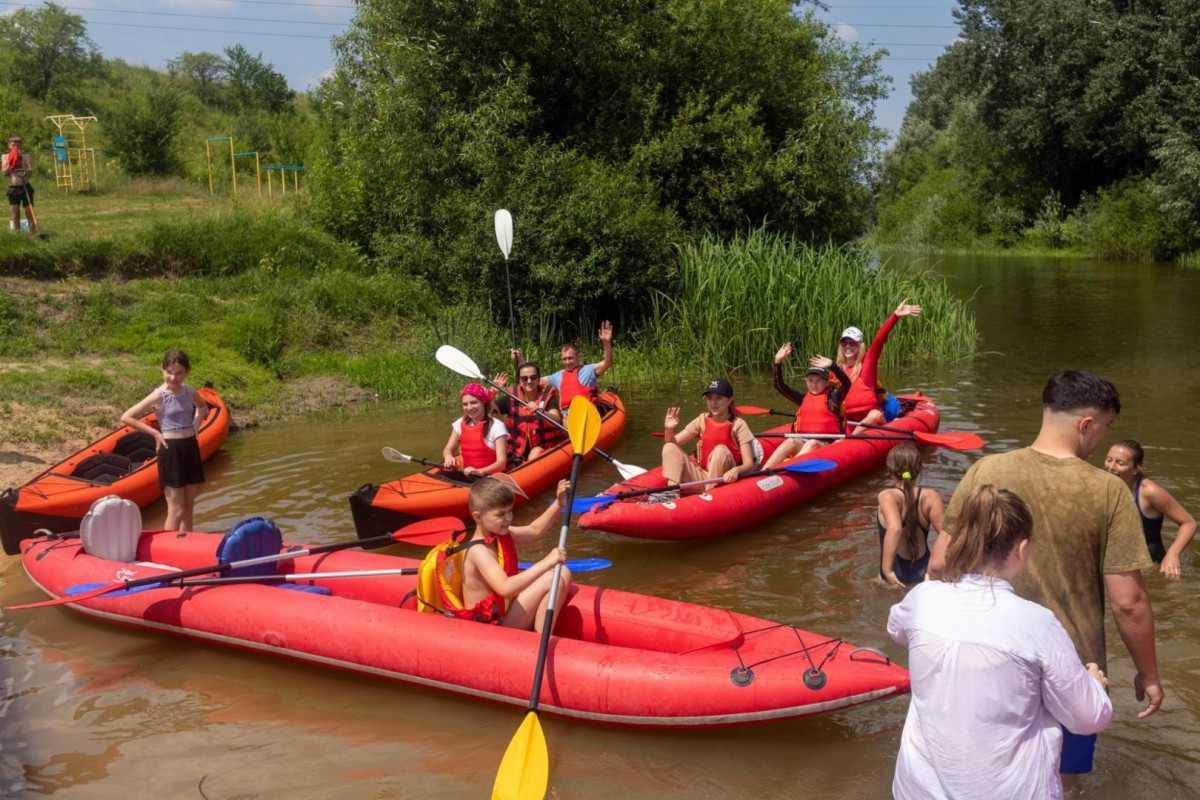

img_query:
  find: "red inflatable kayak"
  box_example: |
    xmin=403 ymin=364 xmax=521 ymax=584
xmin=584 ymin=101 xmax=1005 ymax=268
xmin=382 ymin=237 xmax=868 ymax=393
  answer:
xmin=0 ymin=386 xmax=230 ymax=555
xmin=579 ymin=394 xmax=940 ymax=540
xmin=16 ymin=528 xmax=909 ymax=728
xmin=349 ymin=391 xmax=626 ymax=540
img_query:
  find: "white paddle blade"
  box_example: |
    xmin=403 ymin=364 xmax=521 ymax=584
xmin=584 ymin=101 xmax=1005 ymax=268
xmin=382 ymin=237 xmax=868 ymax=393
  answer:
xmin=614 ymin=461 xmax=647 ymax=480
xmin=381 ymin=447 xmax=413 ymax=463
xmin=494 ymin=209 xmax=513 ymax=258
xmin=435 ymin=345 xmax=484 ymax=379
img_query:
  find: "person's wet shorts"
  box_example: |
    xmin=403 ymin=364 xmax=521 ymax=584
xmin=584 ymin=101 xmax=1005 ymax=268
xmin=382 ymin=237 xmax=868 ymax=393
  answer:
xmin=7 ymin=184 xmax=32 ymax=207
xmin=1060 ymin=726 xmax=1098 ymax=774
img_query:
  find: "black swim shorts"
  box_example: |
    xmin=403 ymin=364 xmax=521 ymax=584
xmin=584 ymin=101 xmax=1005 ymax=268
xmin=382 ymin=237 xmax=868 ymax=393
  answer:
xmin=6 ymin=184 xmax=33 ymax=207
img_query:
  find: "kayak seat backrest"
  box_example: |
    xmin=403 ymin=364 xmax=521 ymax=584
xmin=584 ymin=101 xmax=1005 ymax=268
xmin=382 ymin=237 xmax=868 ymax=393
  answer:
xmin=113 ymin=431 xmax=158 ymax=465
xmin=72 ymin=453 xmax=132 ymax=485
xmin=217 ymin=517 xmax=330 ymax=595
xmin=80 ymin=495 xmax=142 ymax=562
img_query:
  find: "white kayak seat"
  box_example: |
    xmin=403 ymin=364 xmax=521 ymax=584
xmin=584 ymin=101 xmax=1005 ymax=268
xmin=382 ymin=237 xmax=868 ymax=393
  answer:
xmin=80 ymin=495 xmax=142 ymax=562
xmin=751 ymin=438 xmax=765 ymax=470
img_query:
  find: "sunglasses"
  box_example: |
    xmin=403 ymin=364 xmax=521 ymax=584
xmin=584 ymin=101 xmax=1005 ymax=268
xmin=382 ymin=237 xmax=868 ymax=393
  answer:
xmin=840 ymin=339 xmax=861 ymax=347
xmin=519 ymin=375 xmax=540 ymax=382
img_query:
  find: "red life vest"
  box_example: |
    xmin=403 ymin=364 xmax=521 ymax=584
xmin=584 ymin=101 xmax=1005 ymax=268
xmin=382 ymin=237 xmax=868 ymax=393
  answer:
xmin=558 ymin=367 xmax=597 ymax=409
xmin=416 ymin=532 xmax=519 ymax=624
xmin=697 ymin=416 xmax=743 ymax=467
xmin=459 ymin=418 xmax=501 ymax=471
xmin=793 ymin=389 xmax=844 ymax=435
xmin=507 ymin=386 xmax=566 ymax=457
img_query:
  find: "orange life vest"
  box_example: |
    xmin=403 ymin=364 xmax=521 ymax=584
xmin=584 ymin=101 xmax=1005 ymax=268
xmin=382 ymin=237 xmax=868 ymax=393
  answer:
xmin=793 ymin=389 xmax=845 ymax=435
xmin=507 ymin=386 xmax=566 ymax=457
xmin=459 ymin=418 xmax=500 ymax=471
xmin=558 ymin=367 xmax=597 ymax=409
xmin=415 ymin=531 xmax=519 ymax=624
xmin=697 ymin=416 xmax=744 ymax=467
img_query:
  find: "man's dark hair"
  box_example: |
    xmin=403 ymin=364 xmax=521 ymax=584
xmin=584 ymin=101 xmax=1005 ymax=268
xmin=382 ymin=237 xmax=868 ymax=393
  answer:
xmin=1042 ymin=370 xmax=1121 ymax=414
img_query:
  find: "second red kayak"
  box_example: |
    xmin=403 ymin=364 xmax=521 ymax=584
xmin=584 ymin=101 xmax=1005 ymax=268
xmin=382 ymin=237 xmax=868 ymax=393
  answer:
xmin=578 ymin=394 xmax=941 ymax=540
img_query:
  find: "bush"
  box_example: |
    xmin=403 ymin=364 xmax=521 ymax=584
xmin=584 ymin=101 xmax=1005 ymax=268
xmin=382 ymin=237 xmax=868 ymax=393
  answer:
xmin=1080 ymin=178 xmax=1186 ymax=261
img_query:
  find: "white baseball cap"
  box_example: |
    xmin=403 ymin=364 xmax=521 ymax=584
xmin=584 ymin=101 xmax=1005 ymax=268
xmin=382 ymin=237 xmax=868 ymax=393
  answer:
xmin=840 ymin=326 xmax=864 ymax=343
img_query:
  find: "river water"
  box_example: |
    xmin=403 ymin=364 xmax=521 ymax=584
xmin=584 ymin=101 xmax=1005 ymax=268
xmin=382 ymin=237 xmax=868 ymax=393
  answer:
xmin=2 ymin=254 xmax=1198 ymax=798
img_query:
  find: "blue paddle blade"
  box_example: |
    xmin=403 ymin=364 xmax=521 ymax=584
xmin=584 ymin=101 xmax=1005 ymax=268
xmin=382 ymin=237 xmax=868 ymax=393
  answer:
xmin=518 ymin=558 xmax=612 ymax=572
xmin=569 ymin=494 xmax=619 ymax=514
xmin=781 ymin=458 xmax=838 ymax=473
xmin=65 ymin=581 xmax=166 ymax=597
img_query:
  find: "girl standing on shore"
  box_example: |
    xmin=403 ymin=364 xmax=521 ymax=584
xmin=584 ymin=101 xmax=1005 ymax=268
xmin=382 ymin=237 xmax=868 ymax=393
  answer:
xmin=121 ymin=349 xmax=209 ymax=531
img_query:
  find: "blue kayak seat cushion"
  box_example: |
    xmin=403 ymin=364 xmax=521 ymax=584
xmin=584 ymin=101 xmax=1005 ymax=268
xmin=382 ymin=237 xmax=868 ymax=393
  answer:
xmin=216 ymin=517 xmax=330 ymax=595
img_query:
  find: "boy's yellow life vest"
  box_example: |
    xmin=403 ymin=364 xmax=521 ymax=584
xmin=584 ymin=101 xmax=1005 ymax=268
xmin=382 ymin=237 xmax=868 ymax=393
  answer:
xmin=415 ymin=531 xmax=518 ymax=623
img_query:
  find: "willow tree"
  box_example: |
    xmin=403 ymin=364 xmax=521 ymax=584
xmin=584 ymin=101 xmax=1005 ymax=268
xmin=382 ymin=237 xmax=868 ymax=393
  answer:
xmin=314 ymin=0 xmax=887 ymax=320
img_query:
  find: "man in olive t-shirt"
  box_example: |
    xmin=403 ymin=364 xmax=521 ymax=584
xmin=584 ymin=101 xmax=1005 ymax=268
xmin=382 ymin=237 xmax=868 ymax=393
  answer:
xmin=929 ymin=371 xmax=1162 ymax=774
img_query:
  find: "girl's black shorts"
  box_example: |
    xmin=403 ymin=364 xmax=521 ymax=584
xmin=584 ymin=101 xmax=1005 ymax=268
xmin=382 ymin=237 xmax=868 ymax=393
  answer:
xmin=158 ymin=435 xmax=205 ymax=489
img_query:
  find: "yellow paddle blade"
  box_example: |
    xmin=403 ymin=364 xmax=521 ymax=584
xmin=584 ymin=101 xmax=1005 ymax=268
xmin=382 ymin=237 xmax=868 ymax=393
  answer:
xmin=492 ymin=710 xmax=548 ymax=800
xmin=566 ymin=395 xmax=601 ymax=455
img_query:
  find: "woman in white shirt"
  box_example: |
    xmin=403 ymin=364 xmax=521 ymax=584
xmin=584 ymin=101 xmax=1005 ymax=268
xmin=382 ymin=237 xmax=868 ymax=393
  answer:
xmin=887 ymin=484 xmax=1112 ymax=800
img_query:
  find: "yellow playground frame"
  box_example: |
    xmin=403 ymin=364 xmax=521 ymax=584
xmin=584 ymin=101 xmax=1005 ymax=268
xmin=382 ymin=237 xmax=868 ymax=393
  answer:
xmin=45 ymin=114 xmax=100 ymax=191
xmin=206 ymin=135 xmax=302 ymax=198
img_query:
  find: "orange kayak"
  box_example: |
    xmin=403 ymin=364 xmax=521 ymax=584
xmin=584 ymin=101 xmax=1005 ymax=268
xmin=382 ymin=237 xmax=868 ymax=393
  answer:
xmin=0 ymin=386 xmax=230 ymax=555
xmin=349 ymin=391 xmax=626 ymax=540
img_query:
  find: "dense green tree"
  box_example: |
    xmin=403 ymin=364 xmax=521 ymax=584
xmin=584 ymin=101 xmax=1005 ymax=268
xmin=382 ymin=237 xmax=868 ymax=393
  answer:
xmin=167 ymin=51 xmax=226 ymax=107
xmin=316 ymin=0 xmax=886 ymax=320
xmin=879 ymin=0 xmax=1200 ymax=255
xmin=0 ymin=3 xmax=101 ymax=102
xmin=105 ymin=83 xmax=186 ymax=177
xmin=224 ymin=46 xmax=294 ymax=113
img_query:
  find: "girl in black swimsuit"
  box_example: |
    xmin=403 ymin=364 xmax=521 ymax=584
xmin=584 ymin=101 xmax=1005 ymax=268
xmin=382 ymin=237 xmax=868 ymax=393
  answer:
xmin=877 ymin=444 xmax=945 ymax=587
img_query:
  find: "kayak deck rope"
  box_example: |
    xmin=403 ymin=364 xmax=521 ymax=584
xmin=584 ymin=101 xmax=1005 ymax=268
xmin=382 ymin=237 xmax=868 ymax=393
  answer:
xmin=729 ymin=623 xmax=844 ymax=690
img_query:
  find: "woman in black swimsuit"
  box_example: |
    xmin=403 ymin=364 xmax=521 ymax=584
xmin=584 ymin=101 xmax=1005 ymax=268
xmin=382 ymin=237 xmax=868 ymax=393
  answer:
xmin=877 ymin=444 xmax=945 ymax=587
xmin=1105 ymin=439 xmax=1195 ymax=579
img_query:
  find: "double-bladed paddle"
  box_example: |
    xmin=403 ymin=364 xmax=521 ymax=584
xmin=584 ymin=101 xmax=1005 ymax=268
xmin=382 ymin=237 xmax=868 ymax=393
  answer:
xmin=569 ymin=458 xmax=839 ymax=513
xmin=380 ymin=447 xmax=530 ymax=498
xmin=492 ymin=395 xmax=600 ymax=800
xmin=755 ymin=430 xmax=983 ymax=450
xmin=161 ymin=557 xmax=612 ymax=588
xmin=435 ymin=344 xmax=646 ymax=480
xmin=5 ymin=516 xmax=464 ymax=611
xmin=495 ymin=209 xmax=520 ymax=376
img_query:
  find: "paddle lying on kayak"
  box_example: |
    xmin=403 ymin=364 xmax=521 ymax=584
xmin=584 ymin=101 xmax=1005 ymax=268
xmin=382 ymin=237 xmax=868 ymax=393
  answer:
xmin=570 ymin=458 xmax=839 ymax=513
xmin=5 ymin=516 xmax=464 ymax=610
xmin=381 ymin=447 xmax=530 ymax=498
xmin=733 ymin=407 xmax=984 ymax=449
xmin=493 ymin=395 xmax=600 ymax=800
xmin=54 ymin=556 xmax=613 ymax=598
xmin=755 ymin=430 xmax=983 ymax=450
xmin=140 ymin=557 xmax=612 ymax=589
xmin=435 ymin=344 xmax=647 ymax=481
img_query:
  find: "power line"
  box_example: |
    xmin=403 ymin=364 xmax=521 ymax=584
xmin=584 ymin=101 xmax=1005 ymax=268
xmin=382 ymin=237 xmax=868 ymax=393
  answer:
xmin=0 ymin=1 xmax=348 ymax=25
xmin=84 ymin=20 xmax=333 ymax=40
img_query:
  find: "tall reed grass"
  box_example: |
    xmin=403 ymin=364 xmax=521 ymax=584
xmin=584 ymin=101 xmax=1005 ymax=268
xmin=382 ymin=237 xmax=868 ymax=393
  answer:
xmin=642 ymin=229 xmax=978 ymax=376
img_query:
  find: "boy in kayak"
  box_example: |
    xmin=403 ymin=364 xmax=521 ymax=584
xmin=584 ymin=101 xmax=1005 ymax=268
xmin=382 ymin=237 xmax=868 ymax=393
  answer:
xmin=458 ymin=477 xmax=573 ymax=632
xmin=661 ymin=378 xmax=759 ymax=496
xmin=760 ymin=345 xmax=850 ymax=470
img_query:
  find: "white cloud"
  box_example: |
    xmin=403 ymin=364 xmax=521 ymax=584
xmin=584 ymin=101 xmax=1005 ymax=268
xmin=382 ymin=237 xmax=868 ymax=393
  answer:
xmin=833 ymin=23 xmax=859 ymax=43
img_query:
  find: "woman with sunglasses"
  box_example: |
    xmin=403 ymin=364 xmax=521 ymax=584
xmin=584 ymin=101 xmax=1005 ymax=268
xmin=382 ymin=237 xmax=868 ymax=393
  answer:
xmin=835 ymin=298 xmax=922 ymax=430
xmin=494 ymin=361 xmax=565 ymax=462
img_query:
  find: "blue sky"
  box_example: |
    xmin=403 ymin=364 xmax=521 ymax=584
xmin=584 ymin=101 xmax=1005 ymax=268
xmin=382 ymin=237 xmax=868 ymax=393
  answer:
xmin=12 ymin=0 xmax=961 ymax=138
